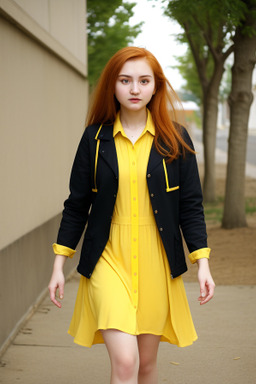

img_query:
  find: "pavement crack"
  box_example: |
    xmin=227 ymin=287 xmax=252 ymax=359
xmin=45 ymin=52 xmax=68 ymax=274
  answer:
xmin=20 ymin=327 xmax=32 ymax=335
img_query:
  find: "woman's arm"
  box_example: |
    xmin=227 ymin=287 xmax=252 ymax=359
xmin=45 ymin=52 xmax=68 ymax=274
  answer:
xmin=179 ymin=129 xmax=215 ymax=303
xmin=48 ymin=255 xmax=67 ymax=308
xmin=179 ymin=130 xmax=208 ymax=252
xmin=197 ymin=258 xmax=215 ymax=305
xmin=57 ymin=128 xmax=93 ymax=249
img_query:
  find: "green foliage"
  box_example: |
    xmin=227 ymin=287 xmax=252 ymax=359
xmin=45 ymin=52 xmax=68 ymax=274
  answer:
xmin=175 ymin=48 xmax=203 ymax=104
xmin=204 ymin=196 xmax=224 ymax=223
xmin=245 ymin=198 xmax=256 ymax=215
xmin=204 ymin=196 xmax=256 ymax=224
xmin=175 ymin=42 xmax=231 ymax=105
xmin=161 ymin=0 xmax=252 ymax=100
xmin=87 ymin=0 xmax=142 ymax=87
xmin=165 ymin=0 xmax=247 ymax=36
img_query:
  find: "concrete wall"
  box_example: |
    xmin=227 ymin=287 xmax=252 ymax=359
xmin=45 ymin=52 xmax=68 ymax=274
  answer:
xmin=0 ymin=0 xmax=88 ymax=355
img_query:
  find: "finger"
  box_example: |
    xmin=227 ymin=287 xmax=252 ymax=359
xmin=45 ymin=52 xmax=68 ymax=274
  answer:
xmin=199 ymin=294 xmax=210 ymax=305
xmin=58 ymin=282 xmax=64 ymax=300
xmin=49 ymin=285 xmax=62 ymax=308
xmin=51 ymin=296 xmax=62 ymax=308
xmin=199 ymin=283 xmax=215 ymax=305
xmin=198 ymin=282 xmax=206 ymax=300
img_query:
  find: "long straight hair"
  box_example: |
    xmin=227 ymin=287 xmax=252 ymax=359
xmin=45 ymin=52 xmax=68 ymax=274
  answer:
xmin=86 ymin=47 xmax=194 ymax=161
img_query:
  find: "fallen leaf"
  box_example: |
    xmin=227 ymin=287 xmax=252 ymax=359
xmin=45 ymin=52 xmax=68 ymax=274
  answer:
xmin=170 ymin=361 xmax=180 ymax=365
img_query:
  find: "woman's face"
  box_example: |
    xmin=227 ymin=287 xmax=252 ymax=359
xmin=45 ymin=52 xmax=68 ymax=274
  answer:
xmin=115 ymin=58 xmax=155 ymax=113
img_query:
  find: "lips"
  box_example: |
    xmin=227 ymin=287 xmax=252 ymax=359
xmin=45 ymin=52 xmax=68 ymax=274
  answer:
xmin=129 ymin=98 xmax=141 ymax=103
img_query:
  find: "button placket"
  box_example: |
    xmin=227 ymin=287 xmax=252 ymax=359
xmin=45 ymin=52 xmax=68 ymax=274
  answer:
xmin=129 ymin=142 xmax=139 ymax=309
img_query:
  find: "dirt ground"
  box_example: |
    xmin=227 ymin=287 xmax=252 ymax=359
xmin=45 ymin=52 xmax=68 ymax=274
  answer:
xmin=183 ymin=164 xmax=256 ymax=286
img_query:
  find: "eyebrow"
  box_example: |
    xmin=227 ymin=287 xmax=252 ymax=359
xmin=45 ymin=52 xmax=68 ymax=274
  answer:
xmin=118 ymin=74 xmax=153 ymax=78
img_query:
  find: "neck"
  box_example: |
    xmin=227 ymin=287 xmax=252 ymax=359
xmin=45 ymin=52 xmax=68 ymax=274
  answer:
xmin=119 ymin=107 xmax=147 ymax=130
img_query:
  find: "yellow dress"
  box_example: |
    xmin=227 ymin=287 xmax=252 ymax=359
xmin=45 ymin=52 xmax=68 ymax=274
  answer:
xmin=68 ymin=113 xmax=198 ymax=347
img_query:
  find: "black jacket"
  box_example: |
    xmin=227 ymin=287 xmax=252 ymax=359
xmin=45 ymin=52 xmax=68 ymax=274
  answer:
xmin=57 ymin=123 xmax=208 ymax=279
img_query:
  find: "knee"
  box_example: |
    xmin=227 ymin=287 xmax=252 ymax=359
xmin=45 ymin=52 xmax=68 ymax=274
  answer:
xmin=139 ymin=356 xmax=157 ymax=376
xmin=114 ymin=354 xmax=139 ymax=381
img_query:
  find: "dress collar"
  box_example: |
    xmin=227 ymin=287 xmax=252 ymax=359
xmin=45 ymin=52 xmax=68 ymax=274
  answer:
xmin=113 ymin=109 xmax=155 ymax=138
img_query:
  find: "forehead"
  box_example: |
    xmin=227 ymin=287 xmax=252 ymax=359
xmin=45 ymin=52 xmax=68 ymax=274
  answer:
xmin=118 ymin=58 xmax=154 ymax=76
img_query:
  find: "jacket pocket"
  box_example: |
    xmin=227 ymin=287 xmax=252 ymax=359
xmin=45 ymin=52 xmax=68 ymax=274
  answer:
xmin=162 ymin=159 xmax=179 ymax=192
xmin=92 ymin=124 xmax=103 ymax=193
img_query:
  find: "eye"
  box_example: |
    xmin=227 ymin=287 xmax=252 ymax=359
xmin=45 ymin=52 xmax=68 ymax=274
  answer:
xmin=140 ymin=79 xmax=150 ymax=85
xmin=120 ymin=78 xmax=129 ymax=84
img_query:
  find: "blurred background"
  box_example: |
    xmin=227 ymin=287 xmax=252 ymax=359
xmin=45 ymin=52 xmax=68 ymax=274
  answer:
xmin=0 ymin=0 xmax=255 ymax=359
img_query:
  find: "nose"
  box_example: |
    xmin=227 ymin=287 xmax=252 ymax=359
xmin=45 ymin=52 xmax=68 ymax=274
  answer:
xmin=130 ymin=81 xmax=140 ymax=95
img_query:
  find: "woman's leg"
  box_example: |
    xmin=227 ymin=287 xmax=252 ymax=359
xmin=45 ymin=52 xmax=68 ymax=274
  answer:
xmin=101 ymin=329 xmax=139 ymax=384
xmin=137 ymin=334 xmax=161 ymax=384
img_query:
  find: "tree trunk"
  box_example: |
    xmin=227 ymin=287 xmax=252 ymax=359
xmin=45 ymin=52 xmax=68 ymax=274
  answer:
xmin=202 ymin=64 xmax=225 ymax=202
xmin=222 ymin=17 xmax=256 ymax=228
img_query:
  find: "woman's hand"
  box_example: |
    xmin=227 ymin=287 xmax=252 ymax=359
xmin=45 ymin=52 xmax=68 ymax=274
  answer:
xmin=197 ymin=258 xmax=215 ymax=305
xmin=48 ymin=255 xmax=67 ymax=308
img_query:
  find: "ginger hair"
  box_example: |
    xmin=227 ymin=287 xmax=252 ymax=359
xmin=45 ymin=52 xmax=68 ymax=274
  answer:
xmin=86 ymin=46 xmax=194 ymax=161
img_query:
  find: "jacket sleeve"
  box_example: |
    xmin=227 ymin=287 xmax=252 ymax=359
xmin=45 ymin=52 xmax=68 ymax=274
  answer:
xmin=52 ymin=243 xmax=76 ymax=258
xmin=188 ymin=247 xmax=210 ymax=263
xmin=56 ymin=128 xmax=93 ymax=250
xmin=179 ymin=128 xmax=210 ymax=256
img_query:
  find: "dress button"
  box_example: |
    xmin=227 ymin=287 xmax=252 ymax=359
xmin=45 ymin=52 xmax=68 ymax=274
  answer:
xmin=159 ymin=227 xmax=163 ymax=232
xmin=147 ymin=173 xmax=151 ymax=178
xmin=154 ymin=210 xmax=158 ymax=214
xmin=150 ymin=193 xmax=154 ymax=197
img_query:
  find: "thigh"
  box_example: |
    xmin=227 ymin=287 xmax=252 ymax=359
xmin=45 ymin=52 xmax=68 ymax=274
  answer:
xmin=101 ymin=329 xmax=139 ymax=363
xmin=137 ymin=334 xmax=161 ymax=364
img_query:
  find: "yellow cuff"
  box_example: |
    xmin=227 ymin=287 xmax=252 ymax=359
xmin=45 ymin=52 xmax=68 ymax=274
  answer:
xmin=52 ymin=243 xmax=76 ymax=258
xmin=188 ymin=247 xmax=211 ymax=264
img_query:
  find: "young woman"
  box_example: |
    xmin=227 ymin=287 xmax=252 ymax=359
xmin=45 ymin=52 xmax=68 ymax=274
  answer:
xmin=48 ymin=47 xmax=215 ymax=384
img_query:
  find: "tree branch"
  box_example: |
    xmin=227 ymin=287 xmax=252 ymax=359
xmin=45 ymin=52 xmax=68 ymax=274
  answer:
xmin=223 ymin=44 xmax=235 ymax=61
xmin=183 ymin=22 xmax=209 ymax=91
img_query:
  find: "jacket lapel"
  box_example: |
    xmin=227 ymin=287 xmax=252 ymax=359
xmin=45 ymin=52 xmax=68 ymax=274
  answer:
xmin=98 ymin=124 xmax=118 ymax=179
xmin=147 ymin=142 xmax=164 ymax=174
xmin=97 ymin=125 xmax=164 ymax=178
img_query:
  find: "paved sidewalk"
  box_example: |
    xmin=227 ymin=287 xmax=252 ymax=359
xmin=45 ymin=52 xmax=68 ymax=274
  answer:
xmin=0 ymin=274 xmax=255 ymax=384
